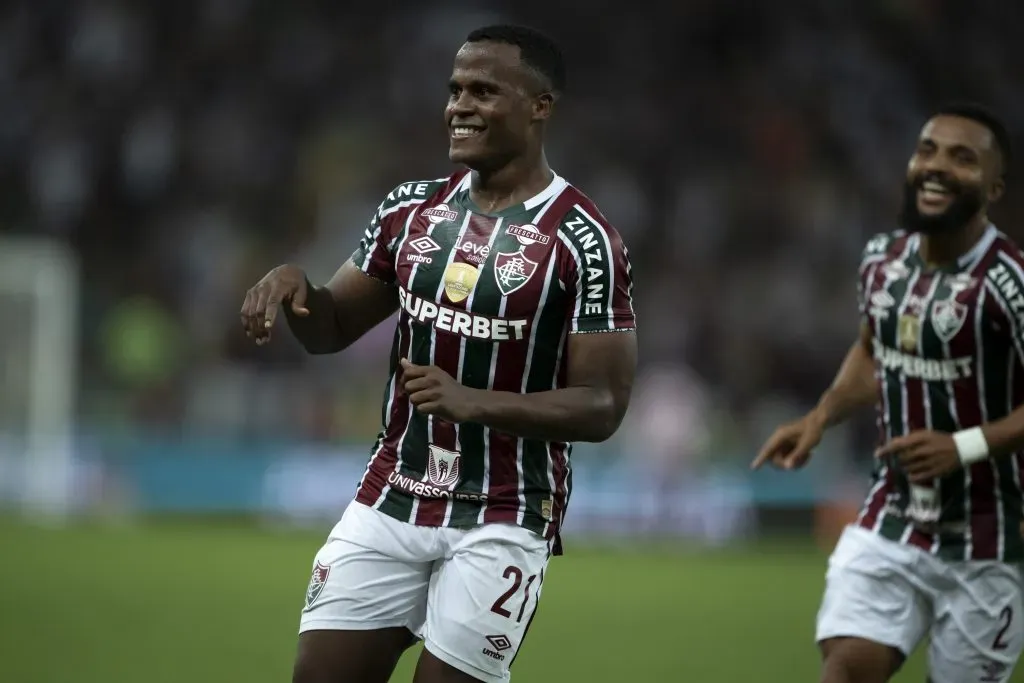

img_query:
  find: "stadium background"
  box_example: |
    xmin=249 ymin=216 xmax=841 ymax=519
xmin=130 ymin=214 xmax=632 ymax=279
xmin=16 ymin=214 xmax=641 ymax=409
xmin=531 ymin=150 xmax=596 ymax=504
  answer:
xmin=1 ymin=1 xmax=1023 ymax=681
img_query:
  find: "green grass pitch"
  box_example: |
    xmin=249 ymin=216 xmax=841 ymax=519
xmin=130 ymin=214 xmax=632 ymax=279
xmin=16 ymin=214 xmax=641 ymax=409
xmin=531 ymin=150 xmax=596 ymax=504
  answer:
xmin=0 ymin=517 xmax=930 ymax=682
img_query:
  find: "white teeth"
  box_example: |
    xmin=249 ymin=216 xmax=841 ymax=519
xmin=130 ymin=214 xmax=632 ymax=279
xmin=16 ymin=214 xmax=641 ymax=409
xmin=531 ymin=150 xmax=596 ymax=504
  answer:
xmin=452 ymin=126 xmax=481 ymax=138
xmin=922 ymin=181 xmax=950 ymax=194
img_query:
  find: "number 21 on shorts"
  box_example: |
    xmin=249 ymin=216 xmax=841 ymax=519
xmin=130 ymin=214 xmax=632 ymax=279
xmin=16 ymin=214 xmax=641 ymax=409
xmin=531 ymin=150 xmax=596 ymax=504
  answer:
xmin=490 ymin=565 xmax=540 ymax=623
xmin=993 ymin=606 xmax=1013 ymax=651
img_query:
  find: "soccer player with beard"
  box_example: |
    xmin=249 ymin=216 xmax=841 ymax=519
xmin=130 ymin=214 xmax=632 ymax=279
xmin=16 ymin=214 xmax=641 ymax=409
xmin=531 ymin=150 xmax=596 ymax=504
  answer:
xmin=753 ymin=104 xmax=1023 ymax=683
xmin=240 ymin=25 xmax=637 ymax=683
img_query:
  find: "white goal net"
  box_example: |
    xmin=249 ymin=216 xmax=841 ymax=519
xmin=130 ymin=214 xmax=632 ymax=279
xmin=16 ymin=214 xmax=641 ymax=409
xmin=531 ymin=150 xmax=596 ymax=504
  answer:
xmin=0 ymin=235 xmax=79 ymax=519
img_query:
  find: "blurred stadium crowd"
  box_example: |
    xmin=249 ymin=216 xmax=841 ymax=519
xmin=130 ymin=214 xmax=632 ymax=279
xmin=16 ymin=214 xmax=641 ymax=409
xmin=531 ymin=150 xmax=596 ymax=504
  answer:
xmin=2 ymin=0 xmax=1023 ymax=475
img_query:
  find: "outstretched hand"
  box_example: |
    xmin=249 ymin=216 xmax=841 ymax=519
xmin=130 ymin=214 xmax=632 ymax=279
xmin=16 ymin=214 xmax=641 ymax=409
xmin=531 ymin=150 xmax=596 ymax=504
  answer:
xmin=400 ymin=359 xmax=477 ymax=424
xmin=240 ymin=264 xmax=310 ymax=344
xmin=751 ymin=412 xmax=826 ymax=471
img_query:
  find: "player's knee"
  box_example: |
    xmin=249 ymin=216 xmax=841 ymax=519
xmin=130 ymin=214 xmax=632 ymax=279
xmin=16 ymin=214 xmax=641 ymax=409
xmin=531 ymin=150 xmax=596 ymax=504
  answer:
xmin=820 ymin=637 xmax=900 ymax=683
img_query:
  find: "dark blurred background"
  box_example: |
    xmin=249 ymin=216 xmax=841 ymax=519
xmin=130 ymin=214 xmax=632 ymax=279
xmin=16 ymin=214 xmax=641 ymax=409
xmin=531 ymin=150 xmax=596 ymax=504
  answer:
xmin=1 ymin=2 xmax=1021 ymax=682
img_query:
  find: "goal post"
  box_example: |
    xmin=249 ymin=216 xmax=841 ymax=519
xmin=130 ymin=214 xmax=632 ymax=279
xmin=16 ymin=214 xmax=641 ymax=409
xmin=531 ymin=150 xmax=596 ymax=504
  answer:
xmin=0 ymin=235 xmax=79 ymax=519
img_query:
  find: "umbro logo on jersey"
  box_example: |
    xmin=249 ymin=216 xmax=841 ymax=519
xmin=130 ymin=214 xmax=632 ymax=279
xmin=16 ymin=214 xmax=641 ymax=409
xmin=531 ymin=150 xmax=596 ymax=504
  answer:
xmin=409 ymin=236 xmax=441 ymax=255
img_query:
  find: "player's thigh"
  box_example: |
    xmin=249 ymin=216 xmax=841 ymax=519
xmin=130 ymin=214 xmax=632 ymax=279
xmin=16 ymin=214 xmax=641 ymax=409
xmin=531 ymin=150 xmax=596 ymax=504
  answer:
xmin=815 ymin=526 xmax=930 ymax=678
xmin=295 ymin=503 xmax=434 ymax=683
xmin=294 ymin=628 xmax=416 ymax=683
xmin=420 ymin=524 xmax=551 ymax=683
xmin=819 ymin=638 xmax=905 ymax=683
xmin=299 ymin=503 xmax=434 ymax=632
xmin=927 ymin=561 xmax=1023 ymax=683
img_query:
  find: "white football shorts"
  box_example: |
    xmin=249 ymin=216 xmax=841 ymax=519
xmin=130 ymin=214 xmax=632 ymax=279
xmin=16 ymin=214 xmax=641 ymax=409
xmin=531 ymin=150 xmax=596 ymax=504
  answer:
xmin=299 ymin=501 xmax=552 ymax=683
xmin=816 ymin=524 xmax=1023 ymax=683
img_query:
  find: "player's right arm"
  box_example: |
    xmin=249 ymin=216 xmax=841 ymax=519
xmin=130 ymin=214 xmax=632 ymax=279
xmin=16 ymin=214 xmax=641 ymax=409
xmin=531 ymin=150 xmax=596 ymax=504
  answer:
xmin=813 ymin=322 xmax=877 ymax=427
xmin=752 ymin=323 xmax=876 ymax=470
xmin=240 ymin=186 xmax=414 ymax=353
xmin=294 ymin=261 xmax=399 ymax=354
xmin=751 ymin=231 xmax=896 ymax=470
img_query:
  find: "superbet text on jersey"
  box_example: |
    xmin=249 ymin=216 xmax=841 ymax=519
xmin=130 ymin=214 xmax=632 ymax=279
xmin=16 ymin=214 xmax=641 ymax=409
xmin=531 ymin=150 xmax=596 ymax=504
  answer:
xmin=856 ymin=227 xmax=1024 ymax=561
xmin=349 ymin=170 xmax=635 ymax=553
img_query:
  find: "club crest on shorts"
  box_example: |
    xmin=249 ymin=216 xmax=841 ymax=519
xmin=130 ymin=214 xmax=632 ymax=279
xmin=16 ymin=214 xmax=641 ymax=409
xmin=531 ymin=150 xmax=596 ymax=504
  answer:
xmin=493 ymin=250 xmax=538 ymax=297
xmin=305 ymin=561 xmax=330 ymax=608
xmin=931 ymin=299 xmax=968 ymax=343
xmin=427 ymin=444 xmax=461 ymax=490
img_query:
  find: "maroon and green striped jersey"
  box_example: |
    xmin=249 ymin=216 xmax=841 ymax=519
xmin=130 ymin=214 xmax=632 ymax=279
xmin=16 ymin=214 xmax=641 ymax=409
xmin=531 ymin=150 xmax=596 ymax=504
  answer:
xmin=348 ymin=170 xmax=635 ymax=552
xmin=855 ymin=226 xmax=1024 ymax=561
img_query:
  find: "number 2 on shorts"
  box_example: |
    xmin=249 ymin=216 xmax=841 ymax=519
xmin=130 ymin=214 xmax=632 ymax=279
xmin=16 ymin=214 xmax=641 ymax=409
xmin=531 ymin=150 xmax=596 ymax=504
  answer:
xmin=490 ymin=565 xmax=537 ymax=623
xmin=993 ymin=606 xmax=1013 ymax=651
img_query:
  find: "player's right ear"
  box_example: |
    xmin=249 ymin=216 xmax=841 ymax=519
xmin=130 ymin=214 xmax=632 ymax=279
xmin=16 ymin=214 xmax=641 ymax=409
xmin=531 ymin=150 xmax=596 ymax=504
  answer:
xmin=988 ymin=176 xmax=1005 ymax=204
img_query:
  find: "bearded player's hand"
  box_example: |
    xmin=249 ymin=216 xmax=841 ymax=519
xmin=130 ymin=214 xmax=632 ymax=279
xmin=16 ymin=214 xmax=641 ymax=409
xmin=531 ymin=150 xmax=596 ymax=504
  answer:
xmin=400 ymin=359 xmax=476 ymax=423
xmin=240 ymin=264 xmax=310 ymax=345
xmin=751 ymin=411 xmax=826 ymax=471
xmin=874 ymin=430 xmax=962 ymax=483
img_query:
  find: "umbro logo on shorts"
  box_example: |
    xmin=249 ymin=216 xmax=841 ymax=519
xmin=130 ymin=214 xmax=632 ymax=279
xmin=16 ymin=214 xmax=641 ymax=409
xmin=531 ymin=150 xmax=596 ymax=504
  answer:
xmin=482 ymin=634 xmax=512 ymax=662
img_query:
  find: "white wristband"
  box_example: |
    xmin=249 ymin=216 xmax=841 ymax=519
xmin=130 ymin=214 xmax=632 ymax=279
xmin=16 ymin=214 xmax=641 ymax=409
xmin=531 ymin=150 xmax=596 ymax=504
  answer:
xmin=953 ymin=427 xmax=990 ymax=465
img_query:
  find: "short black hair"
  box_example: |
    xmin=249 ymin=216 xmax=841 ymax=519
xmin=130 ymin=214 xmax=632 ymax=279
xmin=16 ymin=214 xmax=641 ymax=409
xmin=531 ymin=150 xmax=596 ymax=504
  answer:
xmin=934 ymin=102 xmax=1013 ymax=177
xmin=466 ymin=24 xmax=566 ymax=94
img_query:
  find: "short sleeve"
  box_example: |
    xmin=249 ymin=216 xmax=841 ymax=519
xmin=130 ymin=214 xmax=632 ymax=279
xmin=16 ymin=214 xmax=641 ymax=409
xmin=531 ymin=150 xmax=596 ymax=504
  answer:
xmin=559 ymin=208 xmax=636 ymax=334
xmin=350 ymin=178 xmax=454 ymax=283
xmin=856 ymin=266 xmax=870 ymax=321
xmin=857 ymin=232 xmax=895 ymax=320
xmin=351 ymin=197 xmax=401 ymax=284
xmin=986 ymin=249 xmax=1024 ymax=365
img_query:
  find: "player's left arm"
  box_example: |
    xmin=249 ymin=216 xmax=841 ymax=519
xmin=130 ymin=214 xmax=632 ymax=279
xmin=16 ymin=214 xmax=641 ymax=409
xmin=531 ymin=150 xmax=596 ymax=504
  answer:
xmin=876 ymin=401 xmax=1024 ymax=482
xmin=403 ymin=330 xmax=636 ymax=443
xmin=973 ymin=252 xmax=1024 ymax=458
xmin=401 ymin=210 xmax=637 ymax=443
xmin=974 ymin=410 xmax=1024 ymax=458
xmin=465 ymin=212 xmax=637 ymax=442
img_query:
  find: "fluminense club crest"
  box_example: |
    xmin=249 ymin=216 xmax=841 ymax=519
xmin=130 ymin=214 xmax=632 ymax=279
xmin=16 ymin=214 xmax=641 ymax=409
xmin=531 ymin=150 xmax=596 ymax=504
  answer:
xmin=305 ymin=561 xmax=331 ymax=608
xmin=493 ymin=250 xmax=538 ymax=297
xmin=931 ymin=299 xmax=969 ymax=343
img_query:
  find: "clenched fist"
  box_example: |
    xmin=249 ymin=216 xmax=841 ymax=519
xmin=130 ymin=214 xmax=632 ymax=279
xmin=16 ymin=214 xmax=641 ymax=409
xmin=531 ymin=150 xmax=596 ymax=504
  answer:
xmin=874 ymin=430 xmax=963 ymax=483
xmin=400 ymin=359 xmax=477 ymax=424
